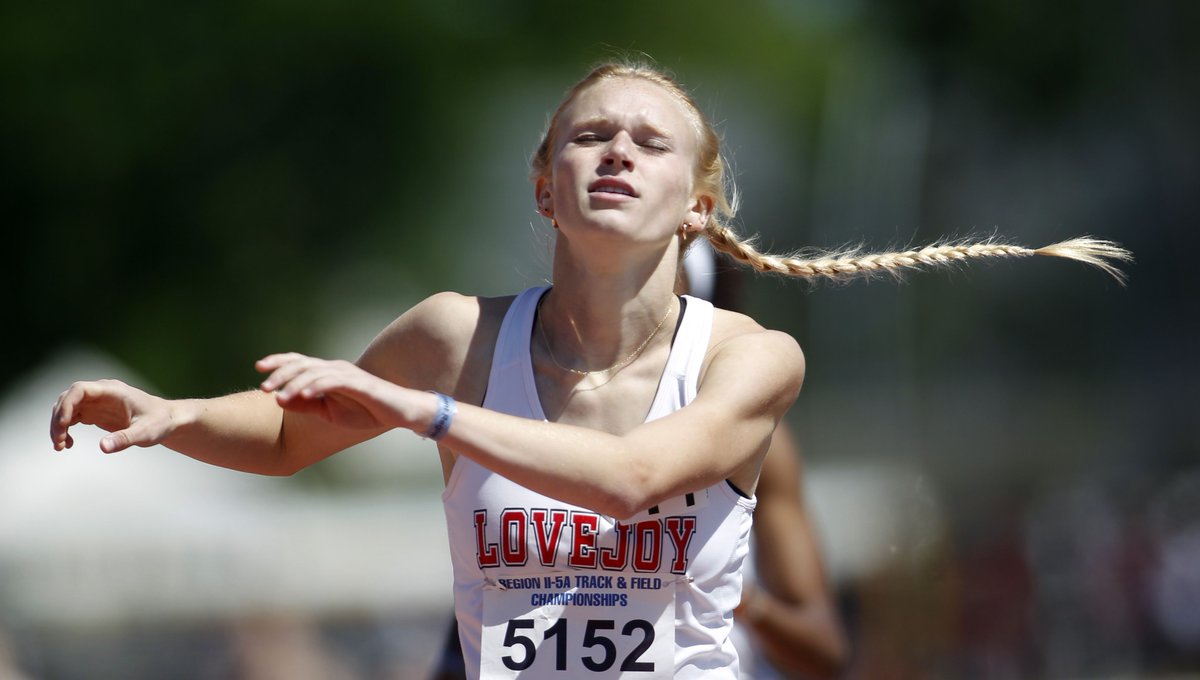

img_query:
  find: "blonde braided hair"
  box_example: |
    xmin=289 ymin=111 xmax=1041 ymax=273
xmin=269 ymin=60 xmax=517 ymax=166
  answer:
xmin=704 ymin=225 xmax=1132 ymax=284
xmin=536 ymin=62 xmax=1132 ymax=284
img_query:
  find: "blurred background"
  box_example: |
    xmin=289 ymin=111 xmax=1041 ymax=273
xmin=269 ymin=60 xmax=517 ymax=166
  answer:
xmin=2 ymin=0 xmax=1197 ymax=678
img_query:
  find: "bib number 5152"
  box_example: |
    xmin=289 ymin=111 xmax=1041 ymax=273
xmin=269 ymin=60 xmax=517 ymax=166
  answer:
xmin=502 ymin=617 xmax=655 ymax=673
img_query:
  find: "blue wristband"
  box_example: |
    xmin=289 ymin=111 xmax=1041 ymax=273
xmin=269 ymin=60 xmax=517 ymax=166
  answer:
xmin=423 ymin=392 xmax=457 ymax=441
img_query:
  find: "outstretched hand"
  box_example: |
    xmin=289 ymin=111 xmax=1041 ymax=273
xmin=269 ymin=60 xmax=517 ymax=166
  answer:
xmin=50 ymin=379 xmax=174 ymax=453
xmin=256 ymin=352 xmax=425 ymax=433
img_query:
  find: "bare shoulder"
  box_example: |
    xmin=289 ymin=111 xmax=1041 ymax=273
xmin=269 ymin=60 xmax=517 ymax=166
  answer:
xmin=709 ymin=307 xmax=804 ymax=364
xmin=357 ymin=291 xmax=516 ymax=403
xmin=382 ymin=291 xmax=513 ymax=345
xmin=702 ymin=307 xmax=805 ymax=397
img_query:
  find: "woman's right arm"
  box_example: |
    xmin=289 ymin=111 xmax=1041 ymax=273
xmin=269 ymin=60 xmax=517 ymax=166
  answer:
xmin=48 ymin=367 xmax=398 ymax=476
xmin=49 ymin=291 xmax=487 ymax=476
xmin=50 ymin=383 xmax=315 ymax=475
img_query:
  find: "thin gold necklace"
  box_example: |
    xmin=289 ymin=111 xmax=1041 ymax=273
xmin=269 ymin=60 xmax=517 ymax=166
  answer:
xmin=537 ymin=294 xmax=676 ymax=378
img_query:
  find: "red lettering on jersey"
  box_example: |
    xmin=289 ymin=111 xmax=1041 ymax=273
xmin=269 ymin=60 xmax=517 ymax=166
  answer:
xmin=665 ymin=516 xmax=697 ymax=574
xmin=501 ymin=508 xmax=528 ymax=566
xmin=632 ymin=519 xmax=662 ymax=572
xmin=599 ymin=521 xmax=631 ymax=571
xmin=530 ymin=508 xmax=568 ymax=567
xmin=474 ymin=510 xmax=499 ymax=568
xmin=568 ymin=511 xmax=600 ymax=568
xmin=475 ymin=507 xmax=696 ymax=573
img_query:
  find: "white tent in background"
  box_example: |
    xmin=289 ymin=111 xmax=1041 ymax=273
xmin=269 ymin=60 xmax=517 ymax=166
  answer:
xmin=0 ymin=347 xmax=451 ymax=628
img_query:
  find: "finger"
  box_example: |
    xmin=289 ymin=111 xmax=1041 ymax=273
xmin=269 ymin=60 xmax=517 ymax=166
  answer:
xmin=99 ymin=418 xmax=158 ymax=454
xmin=100 ymin=429 xmax=134 ymax=454
xmin=50 ymin=402 xmax=69 ymax=450
xmin=275 ymin=365 xmax=342 ymax=401
xmin=259 ymin=356 xmax=318 ymax=393
xmin=256 ymin=352 xmax=307 ymax=378
xmin=50 ymin=385 xmax=86 ymax=448
xmin=51 ymin=422 xmax=73 ymax=451
xmin=291 ymin=372 xmax=367 ymax=401
xmin=273 ymin=390 xmax=327 ymax=415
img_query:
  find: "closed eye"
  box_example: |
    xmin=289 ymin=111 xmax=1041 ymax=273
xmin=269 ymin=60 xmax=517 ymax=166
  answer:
xmin=573 ymin=133 xmax=607 ymax=144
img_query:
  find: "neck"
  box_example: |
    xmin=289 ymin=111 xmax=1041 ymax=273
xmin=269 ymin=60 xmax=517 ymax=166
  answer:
xmin=540 ymin=237 xmax=682 ymax=372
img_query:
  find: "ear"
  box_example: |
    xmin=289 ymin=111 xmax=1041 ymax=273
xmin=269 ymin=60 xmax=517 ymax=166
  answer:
xmin=535 ymin=177 xmax=554 ymax=217
xmin=683 ymin=193 xmax=713 ymax=233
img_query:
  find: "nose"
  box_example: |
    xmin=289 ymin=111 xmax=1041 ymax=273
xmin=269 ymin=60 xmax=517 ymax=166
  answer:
xmin=602 ymin=132 xmax=635 ymax=171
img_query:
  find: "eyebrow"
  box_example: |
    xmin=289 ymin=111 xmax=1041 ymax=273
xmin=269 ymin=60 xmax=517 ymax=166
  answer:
xmin=570 ymin=116 xmax=674 ymax=140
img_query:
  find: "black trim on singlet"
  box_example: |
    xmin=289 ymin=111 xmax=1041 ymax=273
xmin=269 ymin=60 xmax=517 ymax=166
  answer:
xmin=726 ymin=479 xmax=750 ymax=499
xmin=670 ymin=295 xmax=688 ymax=343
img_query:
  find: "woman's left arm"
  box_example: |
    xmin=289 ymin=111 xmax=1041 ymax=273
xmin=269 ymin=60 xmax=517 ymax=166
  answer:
xmin=736 ymin=423 xmax=850 ymax=678
xmin=259 ymin=327 xmax=804 ymax=520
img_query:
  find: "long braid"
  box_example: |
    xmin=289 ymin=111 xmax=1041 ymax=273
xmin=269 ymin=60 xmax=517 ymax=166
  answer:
xmin=704 ymin=224 xmax=1132 ymax=284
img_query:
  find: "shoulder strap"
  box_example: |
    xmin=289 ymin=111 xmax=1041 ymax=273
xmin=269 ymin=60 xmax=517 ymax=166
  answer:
xmin=483 ymin=286 xmax=549 ymax=416
xmin=646 ymin=294 xmax=713 ymax=420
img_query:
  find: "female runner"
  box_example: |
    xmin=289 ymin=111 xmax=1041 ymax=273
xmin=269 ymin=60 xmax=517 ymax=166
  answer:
xmin=50 ymin=62 xmax=1128 ymax=679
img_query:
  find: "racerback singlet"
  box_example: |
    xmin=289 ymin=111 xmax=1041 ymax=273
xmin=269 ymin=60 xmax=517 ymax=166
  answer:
xmin=441 ymin=286 xmax=755 ymax=679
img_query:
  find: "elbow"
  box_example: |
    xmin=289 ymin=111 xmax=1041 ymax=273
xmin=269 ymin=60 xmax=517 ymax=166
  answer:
xmin=268 ymin=448 xmax=315 ymax=477
xmin=811 ymin=621 xmax=852 ymax=679
xmin=594 ymin=490 xmax=646 ymax=522
xmin=605 ymin=501 xmax=644 ymax=523
xmin=236 ymin=451 xmax=302 ymax=477
xmin=601 ymin=467 xmax=664 ymax=521
xmin=818 ymin=638 xmax=852 ymax=679
xmin=267 ymin=420 xmax=314 ymax=476
xmin=262 ymin=461 xmax=302 ymax=477
xmin=780 ymin=640 xmax=850 ymax=680
xmin=583 ymin=444 xmax=676 ymax=520
xmin=762 ymin=605 xmax=852 ymax=679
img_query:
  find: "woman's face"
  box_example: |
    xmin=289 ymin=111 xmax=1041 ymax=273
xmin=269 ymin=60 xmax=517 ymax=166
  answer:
xmin=540 ymin=77 xmax=707 ymax=248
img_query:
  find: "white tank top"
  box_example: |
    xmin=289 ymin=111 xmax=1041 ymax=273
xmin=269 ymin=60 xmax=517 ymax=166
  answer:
xmin=441 ymin=286 xmax=756 ymax=680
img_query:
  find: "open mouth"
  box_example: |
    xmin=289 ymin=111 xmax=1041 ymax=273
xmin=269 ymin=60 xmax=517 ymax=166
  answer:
xmin=588 ymin=178 xmax=638 ymax=198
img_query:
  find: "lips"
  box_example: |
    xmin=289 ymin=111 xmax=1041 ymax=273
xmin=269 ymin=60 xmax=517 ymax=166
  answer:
xmin=588 ymin=178 xmax=638 ymax=198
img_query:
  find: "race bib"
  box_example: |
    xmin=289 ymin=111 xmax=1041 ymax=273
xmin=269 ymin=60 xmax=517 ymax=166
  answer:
xmin=480 ymin=573 xmax=676 ymax=679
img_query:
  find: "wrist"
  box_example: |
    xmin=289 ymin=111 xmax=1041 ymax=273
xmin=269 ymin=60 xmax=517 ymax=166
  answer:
xmin=420 ymin=391 xmax=457 ymax=441
xmin=156 ymin=397 xmax=201 ymax=449
xmin=166 ymin=397 xmax=197 ymax=433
